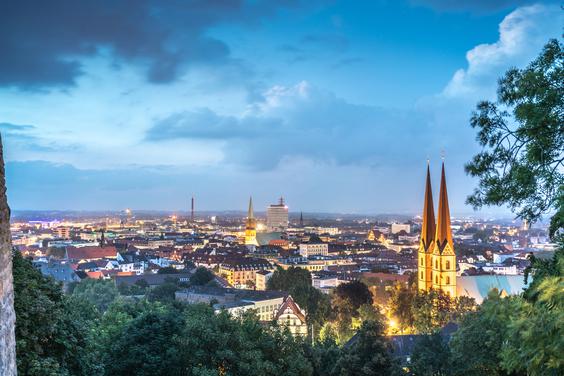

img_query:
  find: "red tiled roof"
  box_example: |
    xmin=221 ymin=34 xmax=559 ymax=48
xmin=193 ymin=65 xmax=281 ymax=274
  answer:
xmin=66 ymin=246 xmax=117 ymax=260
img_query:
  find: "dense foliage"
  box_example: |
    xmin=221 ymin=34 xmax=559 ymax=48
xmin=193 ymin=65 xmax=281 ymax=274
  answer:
xmin=465 ymin=39 xmax=563 ymax=236
xmin=13 ymin=254 xmax=403 ymax=375
xmin=388 ymin=282 xmax=475 ymax=334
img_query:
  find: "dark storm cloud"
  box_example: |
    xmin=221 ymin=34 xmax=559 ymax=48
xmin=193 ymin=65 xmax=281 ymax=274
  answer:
xmin=0 ymin=0 xmax=318 ymax=89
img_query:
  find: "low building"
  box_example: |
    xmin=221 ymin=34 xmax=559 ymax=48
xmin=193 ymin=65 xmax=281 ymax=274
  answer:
xmin=176 ymin=286 xmax=287 ymax=322
xmin=218 ymin=258 xmax=272 ymax=288
xmin=33 ymin=259 xmax=80 ymax=285
xmin=299 ymin=235 xmax=328 ymax=257
xmin=255 ymin=270 xmax=273 ymax=291
xmin=114 ymin=272 xmax=192 ymax=289
xmin=274 ymin=295 xmax=307 ymax=336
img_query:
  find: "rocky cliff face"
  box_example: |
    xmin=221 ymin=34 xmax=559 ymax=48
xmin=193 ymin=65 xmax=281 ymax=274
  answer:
xmin=0 ymin=136 xmax=17 ymax=375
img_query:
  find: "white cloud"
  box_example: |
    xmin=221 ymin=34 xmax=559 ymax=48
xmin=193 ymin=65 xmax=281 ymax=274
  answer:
xmin=442 ymin=4 xmax=562 ymax=99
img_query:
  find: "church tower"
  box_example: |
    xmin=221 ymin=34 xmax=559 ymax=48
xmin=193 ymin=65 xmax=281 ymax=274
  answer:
xmin=245 ymin=196 xmax=258 ymax=246
xmin=431 ymin=163 xmax=457 ymax=297
xmin=418 ymin=163 xmax=436 ymax=291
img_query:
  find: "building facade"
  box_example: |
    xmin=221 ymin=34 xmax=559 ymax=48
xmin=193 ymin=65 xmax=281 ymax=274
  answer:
xmin=418 ymin=163 xmax=457 ymax=297
xmin=266 ymin=197 xmax=289 ymax=232
xmin=299 ymin=235 xmax=328 ymax=257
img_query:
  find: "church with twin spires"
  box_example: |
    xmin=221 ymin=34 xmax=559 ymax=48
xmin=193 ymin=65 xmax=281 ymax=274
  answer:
xmin=418 ymin=162 xmax=457 ymax=297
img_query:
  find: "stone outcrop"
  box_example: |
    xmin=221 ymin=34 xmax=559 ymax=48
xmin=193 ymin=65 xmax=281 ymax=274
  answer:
xmin=0 ymin=135 xmax=17 ymax=375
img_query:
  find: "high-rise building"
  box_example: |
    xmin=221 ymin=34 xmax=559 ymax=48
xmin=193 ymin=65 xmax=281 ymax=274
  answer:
xmin=245 ymin=196 xmax=258 ymax=246
xmin=266 ymin=197 xmax=288 ymax=232
xmin=418 ymin=162 xmax=457 ymax=297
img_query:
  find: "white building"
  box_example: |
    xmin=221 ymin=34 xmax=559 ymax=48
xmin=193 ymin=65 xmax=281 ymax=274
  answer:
xmin=391 ymin=223 xmax=411 ymax=234
xmin=299 ymin=235 xmax=329 ymax=257
xmin=266 ymin=197 xmax=289 ymax=232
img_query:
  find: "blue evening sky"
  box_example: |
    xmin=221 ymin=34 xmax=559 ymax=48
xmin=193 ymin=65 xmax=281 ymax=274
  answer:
xmin=0 ymin=0 xmax=561 ymax=216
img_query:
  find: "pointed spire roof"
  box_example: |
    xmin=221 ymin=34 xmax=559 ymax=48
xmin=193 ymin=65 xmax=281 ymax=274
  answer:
xmin=247 ymin=196 xmax=254 ymax=219
xmin=435 ymin=162 xmax=453 ymax=252
xmin=420 ymin=163 xmax=436 ymax=251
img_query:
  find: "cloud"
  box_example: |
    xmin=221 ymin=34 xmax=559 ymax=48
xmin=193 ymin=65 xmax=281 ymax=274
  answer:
xmin=441 ymin=4 xmax=562 ymax=99
xmin=0 ymin=122 xmax=78 ymax=154
xmin=411 ymin=0 xmax=552 ymax=13
xmin=0 ymin=0 xmax=320 ymax=89
xmin=146 ymin=81 xmax=434 ymax=170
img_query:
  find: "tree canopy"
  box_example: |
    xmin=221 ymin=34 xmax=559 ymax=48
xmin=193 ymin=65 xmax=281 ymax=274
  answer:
xmin=465 ymin=39 xmax=563 ymax=237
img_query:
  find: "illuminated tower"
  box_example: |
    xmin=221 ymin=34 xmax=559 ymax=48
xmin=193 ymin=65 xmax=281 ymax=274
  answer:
xmin=245 ymin=196 xmax=258 ymax=246
xmin=418 ymin=163 xmax=436 ymax=291
xmin=431 ymin=163 xmax=457 ymax=297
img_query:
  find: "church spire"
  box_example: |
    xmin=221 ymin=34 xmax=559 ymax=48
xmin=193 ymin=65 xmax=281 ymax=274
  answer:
xmin=435 ymin=162 xmax=453 ymax=252
xmin=247 ymin=196 xmax=254 ymax=220
xmin=420 ymin=163 xmax=436 ymax=252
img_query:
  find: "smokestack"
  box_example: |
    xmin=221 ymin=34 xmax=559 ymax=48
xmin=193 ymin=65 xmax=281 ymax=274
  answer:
xmin=191 ymin=195 xmax=195 ymax=222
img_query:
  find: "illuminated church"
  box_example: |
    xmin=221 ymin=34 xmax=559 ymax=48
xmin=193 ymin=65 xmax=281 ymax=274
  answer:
xmin=244 ymin=196 xmax=258 ymax=246
xmin=418 ymin=162 xmax=457 ymax=297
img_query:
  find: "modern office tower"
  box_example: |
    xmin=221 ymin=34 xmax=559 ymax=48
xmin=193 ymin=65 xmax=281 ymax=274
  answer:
xmin=245 ymin=196 xmax=258 ymax=246
xmin=266 ymin=197 xmax=289 ymax=232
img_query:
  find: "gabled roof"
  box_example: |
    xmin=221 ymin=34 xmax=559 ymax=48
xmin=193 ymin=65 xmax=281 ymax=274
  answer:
xmin=66 ymin=246 xmax=117 ymax=260
xmin=274 ymin=295 xmax=306 ymax=323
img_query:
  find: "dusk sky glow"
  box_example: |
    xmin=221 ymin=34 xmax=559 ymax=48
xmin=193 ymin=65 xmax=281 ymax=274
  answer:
xmin=1 ymin=0 xmax=561 ymax=215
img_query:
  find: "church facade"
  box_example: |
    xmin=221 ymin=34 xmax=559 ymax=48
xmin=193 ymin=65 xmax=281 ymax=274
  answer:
xmin=418 ymin=163 xmax=457 ymax=297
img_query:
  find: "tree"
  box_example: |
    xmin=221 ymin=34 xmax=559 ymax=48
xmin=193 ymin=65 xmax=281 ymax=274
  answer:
xmin=331 ymin=280 xmax=373 ymax=342
xmin=102 ymin=308 xmax=183 ymax=376
xmin=410 ymin=332 xmax=450 ymax=376
xmin=333 ymin=320 xmax=399 ymax=376
xmin=501 ymin=272 xmax=564 ymax=375
xmin=189 ymin=267 xmax=215 ymax=286
xmin=146 ymin=281 xmax=178 ymax=303
xmin=449 ymin=291 xmax=516 ymax=376
xmin=465 ymin=39 xmax=563 ymax=237
xmin=157 ymin=266 xmax=179 ymax=274
xmin=176 ymin=306 xmax=313 ymax=375
xmin=267 ymin=267 xmax=332 ymax=338
xmin=72 ymin=278 xmax=119 ymax=313
xmin=412 ymin=289 xmax=475 ymax=334
xmin=388 ymin=282 xmax=416 ymax=333
xmin=12 ymin=251 xmax=98 ymax=375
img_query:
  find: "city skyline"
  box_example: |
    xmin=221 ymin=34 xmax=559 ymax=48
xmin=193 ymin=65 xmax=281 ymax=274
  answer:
xmin=1 ymin=1 xmax=562 ymax=213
